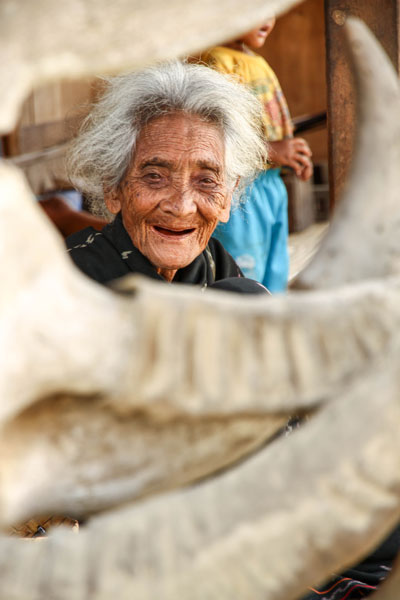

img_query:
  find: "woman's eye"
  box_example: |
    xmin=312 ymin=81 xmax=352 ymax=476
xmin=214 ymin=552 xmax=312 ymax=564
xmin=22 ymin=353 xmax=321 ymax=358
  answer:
xmin=143 ymin=172 xmax=163 ymax=184
xmin=199 ymin=177 xmax=217 ymax=187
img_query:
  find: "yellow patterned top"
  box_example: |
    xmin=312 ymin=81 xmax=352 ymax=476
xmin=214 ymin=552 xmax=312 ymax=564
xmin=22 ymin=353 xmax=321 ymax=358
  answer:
xmin=198 ymin=46 xmax=293 ymax=141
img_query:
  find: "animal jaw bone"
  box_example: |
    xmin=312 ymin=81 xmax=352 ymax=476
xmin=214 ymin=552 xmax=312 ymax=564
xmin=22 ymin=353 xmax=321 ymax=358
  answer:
xmin=2 ymin=162 xmax=400 ymax=525
xmin=0 ymin=0 xmax=302 ymax=135
xmin=0 ymin=8 xmax=400 ymax=600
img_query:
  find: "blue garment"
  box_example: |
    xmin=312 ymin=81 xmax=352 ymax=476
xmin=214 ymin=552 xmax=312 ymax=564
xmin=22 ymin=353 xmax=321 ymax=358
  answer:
xmin=213 ymin=168 xmax=289 ymax=293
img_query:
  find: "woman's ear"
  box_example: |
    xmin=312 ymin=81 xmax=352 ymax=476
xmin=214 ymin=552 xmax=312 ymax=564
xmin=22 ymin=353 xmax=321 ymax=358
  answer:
xmin=104 ymin=188 xmax=121 ymax=214
xmin=219 ymin=197 xmax=232 ymax=223
xmin=219 ymin=178 xmax=239 ymax=223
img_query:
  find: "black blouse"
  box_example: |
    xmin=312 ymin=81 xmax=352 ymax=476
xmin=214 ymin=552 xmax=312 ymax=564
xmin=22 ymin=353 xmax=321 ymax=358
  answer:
xmin=66 ymin=213 xmax=242 ymax=287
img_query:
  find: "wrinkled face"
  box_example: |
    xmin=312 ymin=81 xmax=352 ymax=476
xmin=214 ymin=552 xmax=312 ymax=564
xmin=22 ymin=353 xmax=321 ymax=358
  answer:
xmin=105 ymin=113 xmax=233 ymax=281
xmin=240 ymin=18 xmax=276 ymax=48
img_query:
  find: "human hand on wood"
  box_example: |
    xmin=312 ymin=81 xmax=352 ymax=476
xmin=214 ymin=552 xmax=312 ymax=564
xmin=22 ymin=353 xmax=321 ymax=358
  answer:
xmin=268 ymin=137 xmax=313 ymax=181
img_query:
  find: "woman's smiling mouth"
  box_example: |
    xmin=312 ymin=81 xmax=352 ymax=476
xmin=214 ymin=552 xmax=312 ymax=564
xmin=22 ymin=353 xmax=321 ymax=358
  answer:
xmin=152 ymin=225 xmax=196 ymax=238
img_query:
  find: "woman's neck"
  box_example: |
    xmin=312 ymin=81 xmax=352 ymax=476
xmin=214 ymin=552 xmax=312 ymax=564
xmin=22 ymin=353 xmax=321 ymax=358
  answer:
xmin=157 ymin=267 xmax=177 ymax=282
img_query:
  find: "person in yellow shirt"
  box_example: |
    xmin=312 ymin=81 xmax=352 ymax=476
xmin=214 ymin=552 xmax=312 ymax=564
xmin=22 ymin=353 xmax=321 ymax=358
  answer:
xmin=197 ymin=18 xmax=313 ymax=292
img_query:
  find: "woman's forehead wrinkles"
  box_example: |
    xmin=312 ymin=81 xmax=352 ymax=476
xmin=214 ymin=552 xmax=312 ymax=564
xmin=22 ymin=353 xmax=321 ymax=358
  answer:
xmin=138 ymin=115 xmax=223 ymax=147
xmin=131 ymin=113 xmax=226 ymax=176
xmin=137 ymin=156 xmax=222 ymax=173
xmin=138 ymin=134 xmax=223 ymax=156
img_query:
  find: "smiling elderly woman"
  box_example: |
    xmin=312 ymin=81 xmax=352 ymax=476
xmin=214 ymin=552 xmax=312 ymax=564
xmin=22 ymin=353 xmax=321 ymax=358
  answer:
xmin=66 ymin=61 xmax=267 ymax=291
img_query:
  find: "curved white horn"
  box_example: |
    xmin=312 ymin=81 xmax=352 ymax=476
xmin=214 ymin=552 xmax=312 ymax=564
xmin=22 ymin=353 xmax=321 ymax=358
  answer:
xmin=295 ymin=18 xmax=400 ymax=289
xmin=0 ymin=0 xmax=301 ymax=134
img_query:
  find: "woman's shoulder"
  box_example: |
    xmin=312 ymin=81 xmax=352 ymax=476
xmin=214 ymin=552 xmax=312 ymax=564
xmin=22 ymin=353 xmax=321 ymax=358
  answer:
xmin=66 ymin=224 xmax=129 ymax=284
xmin=66 ymin=226 xmax=103 ymax=250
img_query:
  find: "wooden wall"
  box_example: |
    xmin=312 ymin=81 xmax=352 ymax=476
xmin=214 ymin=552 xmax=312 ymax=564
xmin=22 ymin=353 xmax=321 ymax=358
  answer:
xmin=325 ymin=0 xmax=400 ymax=207
xmin=3 ymin=78 xmax=99 ymax=157
xmin=259 ymin=0 xmax=327 ymax=162
xmin=2 ymin=78 xmax=102 ymax=194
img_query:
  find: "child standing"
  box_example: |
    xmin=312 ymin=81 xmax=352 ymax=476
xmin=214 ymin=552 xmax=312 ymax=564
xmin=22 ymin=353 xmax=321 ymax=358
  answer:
xmin=197 ymin=18 xmax=313 ymax=292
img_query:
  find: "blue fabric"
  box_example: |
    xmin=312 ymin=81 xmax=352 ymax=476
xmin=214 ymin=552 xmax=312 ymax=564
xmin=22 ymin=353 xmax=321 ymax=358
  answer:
xmin=213 ymin=168 xmax=289 ymax=293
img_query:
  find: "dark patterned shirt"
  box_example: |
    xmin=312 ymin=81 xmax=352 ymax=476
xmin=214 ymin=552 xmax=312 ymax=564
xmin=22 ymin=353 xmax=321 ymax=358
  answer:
xmin=66 ymin=212 xmax=242 ymax=287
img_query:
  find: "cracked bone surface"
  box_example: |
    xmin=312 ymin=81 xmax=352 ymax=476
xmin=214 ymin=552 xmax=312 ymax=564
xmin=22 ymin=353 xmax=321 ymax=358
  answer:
xmin=0 ymin=6 xmax=400 ymax=600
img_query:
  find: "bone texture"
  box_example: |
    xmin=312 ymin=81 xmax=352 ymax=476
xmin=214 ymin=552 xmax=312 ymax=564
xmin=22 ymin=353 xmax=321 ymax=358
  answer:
xmin=0 ymin=0 xmax=301 ymax=134
xmin=1 ymin=353 xmax=400 ymax=600
xmin=0 ymin=4 xmax=399 ymax=600
xmin=2 ymin=162 xmax=400 ymax=523
xmin=0 ymin=395 xmax=288 ymax=525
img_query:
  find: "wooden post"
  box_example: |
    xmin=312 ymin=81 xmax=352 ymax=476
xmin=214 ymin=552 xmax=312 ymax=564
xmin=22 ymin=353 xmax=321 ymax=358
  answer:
xmin=325 ymin=0 xmax=400 ymax=210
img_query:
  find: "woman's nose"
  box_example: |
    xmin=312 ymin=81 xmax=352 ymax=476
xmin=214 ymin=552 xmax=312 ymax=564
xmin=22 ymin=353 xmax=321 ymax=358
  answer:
xmin=159 ymin=186 xmax=196 ymax=216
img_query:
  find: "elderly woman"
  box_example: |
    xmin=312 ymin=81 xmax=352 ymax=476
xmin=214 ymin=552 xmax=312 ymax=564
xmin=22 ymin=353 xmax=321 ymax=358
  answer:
xmin=66 ymin=61 xmax=268 ymax=292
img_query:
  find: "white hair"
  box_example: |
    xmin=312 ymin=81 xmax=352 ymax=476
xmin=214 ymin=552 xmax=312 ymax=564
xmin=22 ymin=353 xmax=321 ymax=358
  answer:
xmin=67 ymin=61 xmax=267 ymax=216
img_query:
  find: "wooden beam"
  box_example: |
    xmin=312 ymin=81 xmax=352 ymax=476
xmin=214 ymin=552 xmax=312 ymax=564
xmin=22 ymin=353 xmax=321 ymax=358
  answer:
xmin=325 ymin=0 xmax=400 ymax=210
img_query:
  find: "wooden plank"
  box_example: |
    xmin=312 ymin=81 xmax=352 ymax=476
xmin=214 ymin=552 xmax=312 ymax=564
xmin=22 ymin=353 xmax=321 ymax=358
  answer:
xmin=3 ymin=115 xmax=83 ymax=156
xmin=32 ymin=82 xmax=63 ymax=123
xmin=289 ymin=222 xmax=328 ymax=280
xmin=325 ymin=0 xmax=400 ymax=210
xmin=59 ymin=79 xmax=95 ymax=114
xmin=2 ymin=79 xmax=96 ymax=156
